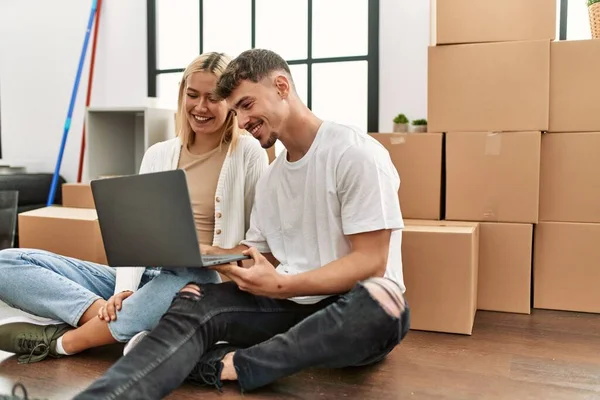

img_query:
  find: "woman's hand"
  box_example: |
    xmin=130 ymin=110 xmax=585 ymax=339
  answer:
xmin=99 ymin=290 xmax=134 ymax=321
xmin=200 ymin=244 xmax=215 ymax=255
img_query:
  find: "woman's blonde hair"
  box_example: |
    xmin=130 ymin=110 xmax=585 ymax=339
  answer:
xmin=176 ymin=52 xmax=243 ymax=151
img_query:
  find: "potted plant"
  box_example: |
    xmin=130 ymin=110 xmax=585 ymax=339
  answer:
xmin=411 ymin=119 xmax=427 ymax=133
xmin=392 ymin=114 xmax=409 ymax=132
xmin=589 ymin=0 xmax=600 ymax=39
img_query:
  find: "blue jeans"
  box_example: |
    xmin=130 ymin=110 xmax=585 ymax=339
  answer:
xmin=0 ymin=248 xmax=220 ymax=342
xmin=73 ymin=278 xmax=410 ymax=399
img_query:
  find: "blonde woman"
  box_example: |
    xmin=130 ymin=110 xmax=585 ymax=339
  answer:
xmin=0 ymin=52 xmax=268 ymax=363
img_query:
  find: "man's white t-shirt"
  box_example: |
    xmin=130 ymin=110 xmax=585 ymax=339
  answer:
xmin=241 ymin=120 xmax=405 ymax=304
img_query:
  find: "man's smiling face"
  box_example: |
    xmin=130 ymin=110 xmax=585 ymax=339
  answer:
xmin=227 ymin=74 xmax=291 ymax=149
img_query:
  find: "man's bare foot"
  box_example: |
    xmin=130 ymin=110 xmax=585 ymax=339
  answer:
xmin=220 ymin=352 xmax=238 ymax=381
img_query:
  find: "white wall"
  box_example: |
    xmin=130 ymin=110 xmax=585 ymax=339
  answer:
xmin=378 ymin=0 xmax=430 ymax=132
xmin=0 ymin=0 xmax=430 ymax=178
xmin=0 ymin=0 xmax=147 ymax=183
xmin=567 ymin=0 xmax=592 ymax=40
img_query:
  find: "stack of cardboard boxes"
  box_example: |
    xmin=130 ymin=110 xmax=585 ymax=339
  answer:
xmin=535 ymin=37 xmax=600 ymax=314
xmin=374 ymin=0 xmax=600 ymax=335
xmin=425 ymin=0 xmax=554 ymax=335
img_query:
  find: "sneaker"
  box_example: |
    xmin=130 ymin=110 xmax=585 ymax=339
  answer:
xmin=0 ymin=382 xmax=48 ymax=400
xmin=122 ymin=330 xmax=149 ymax=356
xmin=0 ymin=316 xmax=63 ymax=326
xmin=0 ymin=318 xmax=72 ymax=364
xmin=186 ymin=343 xmax=239 ymax=391
xmin=0 ymin=316 xmax=64 ymax=328
xmin=0 ymin=316 xmax=66 ymax=355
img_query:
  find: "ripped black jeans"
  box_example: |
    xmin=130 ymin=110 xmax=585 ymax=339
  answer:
xmin=73 ymin=277 xmax=411 ymax=400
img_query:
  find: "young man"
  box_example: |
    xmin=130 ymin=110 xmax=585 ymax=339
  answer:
xmin=73 ymin=48 xmax=410 ymax=400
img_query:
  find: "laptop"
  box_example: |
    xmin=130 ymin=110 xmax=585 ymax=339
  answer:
xmin=90 ymin=169 xmax=249 ymax=268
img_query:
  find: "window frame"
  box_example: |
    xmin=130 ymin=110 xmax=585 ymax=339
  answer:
xmin=559 ymin=0 xmax=568 ymax=40
xmin=146 ymin=0 xmax=380 ymax=132
xmin=147 ymin=0 xmax=570 ymax=136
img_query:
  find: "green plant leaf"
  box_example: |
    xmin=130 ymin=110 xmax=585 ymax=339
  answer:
xmin=393 ymin=113 xmax=408 ymax=124
xmin=589 ymin=0 xmax=600 ymax=6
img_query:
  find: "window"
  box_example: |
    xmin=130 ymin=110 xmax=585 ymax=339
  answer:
xmin=558 ymin=0 xmax=591 ymax=40
xmin=147 ymin=0 xmax=380 ymax=133
xmin=566 ymin=0 xmax=592 ymax=40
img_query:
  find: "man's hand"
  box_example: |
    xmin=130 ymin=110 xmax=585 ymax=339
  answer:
xmin=99 ymin=290 xmax=134 ymax=321
xmin=211 ymin=247 xmax=288 ymax=298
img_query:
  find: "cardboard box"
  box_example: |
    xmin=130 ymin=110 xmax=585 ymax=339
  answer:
xmin=550 ymin=40 xmax=600 ymax=132
xmin=62 ymin=183 xmax=95 ymax=209
xmin=371 ymin=133 xmax=443 ymax=220
xmin=406 ymin=219 xmax=533 ymax=314
xmin=428 ymin=40 xmax=550 ymax=133
xmin=534 ymin=222 xmax=600 ymax=313
xmin=477 ymin=222 xmax=532 ymax=314
xmin=539 ymin=132 xmax=600 ymax=223
xmin=18 ymin=206 xmax=107 ymax=265
xmin=431 ymin=0 xmax=556 ymax=45
xmin=402 ymin=221 xmax=479 ymax=334
xmin=446 ymin=131 xmax=541 ymax=223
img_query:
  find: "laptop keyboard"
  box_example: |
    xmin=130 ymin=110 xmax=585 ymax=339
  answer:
xmin=202 ymin=255 xmax=230 ymax=260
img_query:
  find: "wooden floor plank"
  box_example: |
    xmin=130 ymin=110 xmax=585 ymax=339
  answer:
xmin=0 ymin=309 xmax=599 ymax=399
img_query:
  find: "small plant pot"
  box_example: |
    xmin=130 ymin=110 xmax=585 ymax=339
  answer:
xmin=393 ymin=123 xmax=408 ymax=133
xmin=411 ymin=125 xmax=427 ymax=133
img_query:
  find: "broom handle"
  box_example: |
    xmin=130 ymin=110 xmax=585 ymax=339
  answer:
xmin=76 ymin=0 xmax=103 ymax=183
xmin=47 ymin=0 xmax=98 ymax=206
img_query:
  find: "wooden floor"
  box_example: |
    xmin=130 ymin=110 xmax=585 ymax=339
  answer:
xmin=1 ymin=309 xmax=600 ymax=399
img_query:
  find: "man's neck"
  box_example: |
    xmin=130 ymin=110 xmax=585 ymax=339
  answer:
xmin=279 ymin=103 xmax=323 ymax=163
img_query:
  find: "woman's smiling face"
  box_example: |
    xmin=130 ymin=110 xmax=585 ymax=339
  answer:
xmin=184 ymin=71 xmax=228 ymax=137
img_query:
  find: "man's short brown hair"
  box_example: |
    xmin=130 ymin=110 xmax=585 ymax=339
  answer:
xmin=215 ymin=48 xmax=291 ymax=100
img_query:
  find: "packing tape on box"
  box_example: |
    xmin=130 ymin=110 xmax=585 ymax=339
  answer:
xmin=484 ymin=132 xmax=502 ymax=156
xmin=482 ymin=203 xmax=499 ymax=221
xmin=390 ymin=135 xmax=406 ymax=145
xmin=482 ymin=173 xmax=500 ymax=221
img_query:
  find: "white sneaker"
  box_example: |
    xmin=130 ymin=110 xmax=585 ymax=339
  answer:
xmin=123 ymin=330 xmax=149 ymax=356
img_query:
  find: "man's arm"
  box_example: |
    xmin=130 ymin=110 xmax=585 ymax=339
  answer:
xmin=278 ymin=229 xmax=391 ymax=297
xmin=279 ymin=140 xmax=402 ymax=296
xmin=215 ymin=140 xmax=402 ymax=299
xmin=214 ymin=229 xmax=392 ymax=299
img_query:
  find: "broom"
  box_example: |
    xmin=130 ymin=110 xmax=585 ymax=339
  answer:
xmin=46 ymin=0 xmax=99 ymax=206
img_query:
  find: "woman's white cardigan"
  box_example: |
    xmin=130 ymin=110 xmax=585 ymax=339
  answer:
xmin=113 ymin=134 xmax=269 ymax=294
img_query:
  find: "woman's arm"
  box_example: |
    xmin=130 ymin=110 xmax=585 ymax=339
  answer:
xmin=204 ymin=140 xmax=275 ymax=265
xmin=243 ymin=141 xmax=269 ymax=230
xmin=113 ymin=268 xmax=147 ymax=295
